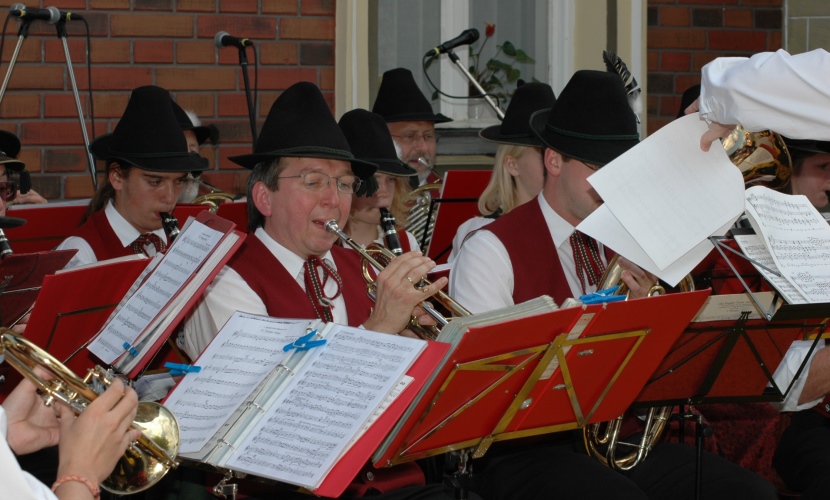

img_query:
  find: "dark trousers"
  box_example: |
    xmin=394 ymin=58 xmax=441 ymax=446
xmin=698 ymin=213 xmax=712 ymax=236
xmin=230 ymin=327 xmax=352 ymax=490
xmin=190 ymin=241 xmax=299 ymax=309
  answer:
xmin=773 ymin=409 xmax=830 ymax=500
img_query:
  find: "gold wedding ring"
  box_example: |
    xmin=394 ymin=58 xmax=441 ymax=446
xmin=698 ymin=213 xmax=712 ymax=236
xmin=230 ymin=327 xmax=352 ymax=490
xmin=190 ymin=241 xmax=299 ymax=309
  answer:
xmin=406 ymin=276 xmax=414 ymax=284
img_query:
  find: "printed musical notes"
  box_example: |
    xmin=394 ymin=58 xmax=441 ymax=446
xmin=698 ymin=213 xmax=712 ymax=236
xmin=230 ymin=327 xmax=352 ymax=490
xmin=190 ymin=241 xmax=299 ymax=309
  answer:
xmin=733 ymin=234 xmax=808 ymax=305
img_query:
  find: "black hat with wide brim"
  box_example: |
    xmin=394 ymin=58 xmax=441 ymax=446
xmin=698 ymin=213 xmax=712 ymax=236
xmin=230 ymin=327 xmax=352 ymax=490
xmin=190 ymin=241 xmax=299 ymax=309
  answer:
xmin=783 ymin=137 xmax=830 ymax=155
xmin=479 ymin=82 xmax=557 ymax=146
xmin=89 ymin=86 xmax=209 ymax=173
xmin=338 ymin=109 xmax=416 ymax=177
xmin=171 ymin=100 xmax=218 ymax=145
xmin=0 ymin=130 xmax=24 ymax=171
xmin=229 ymin=82 xmax=377 ymax=180
xmin=372 ymin=68 xmax=452 ymax=124
xmin=530 ymin=70 xmax=640 ymax=166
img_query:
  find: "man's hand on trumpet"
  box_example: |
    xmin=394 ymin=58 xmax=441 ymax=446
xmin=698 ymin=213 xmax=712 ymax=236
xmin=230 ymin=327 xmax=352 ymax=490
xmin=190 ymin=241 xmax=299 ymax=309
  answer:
xmin=363 ymin=251 xmax=448 ymax=335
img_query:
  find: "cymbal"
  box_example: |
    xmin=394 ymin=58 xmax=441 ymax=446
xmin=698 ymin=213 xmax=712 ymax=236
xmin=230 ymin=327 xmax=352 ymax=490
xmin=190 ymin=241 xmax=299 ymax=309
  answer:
xmin=0 ymin=216 xmax=26 ymax=229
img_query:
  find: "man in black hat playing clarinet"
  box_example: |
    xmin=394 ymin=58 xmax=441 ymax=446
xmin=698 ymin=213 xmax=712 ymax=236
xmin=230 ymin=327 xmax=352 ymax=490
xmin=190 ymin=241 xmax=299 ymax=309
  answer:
xmin=56 ymin=86 xmax=208 ymax=269
xmin=450 ymin=70 xmax=777 ymax=500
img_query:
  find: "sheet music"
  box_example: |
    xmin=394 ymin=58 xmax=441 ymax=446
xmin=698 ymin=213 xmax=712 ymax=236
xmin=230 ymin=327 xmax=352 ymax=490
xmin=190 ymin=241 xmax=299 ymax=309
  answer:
xmin=88 ymin=219 xmax=224 ymax=363
xmin=732 ymin=234 xmax=808 ymax=305
xmin=691 ymin=292 xmax=776 ymax=322
xmin=224 ymin=326 xmax=425 ymax=490
xmin=165 ymin=313 xmax=311 ymax=454
xmin=584 ymin=114 xmax=745 ymax=271
xmin=744 ymin=186 xmax=830 ymax=303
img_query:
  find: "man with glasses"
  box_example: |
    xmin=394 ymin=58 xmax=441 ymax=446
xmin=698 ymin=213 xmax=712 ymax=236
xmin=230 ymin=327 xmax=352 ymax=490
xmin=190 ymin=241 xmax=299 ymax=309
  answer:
xmin=0 ymin=130 xmax=46 ymax=216
xmin=180 ymin=82 xmax=469 ymax=500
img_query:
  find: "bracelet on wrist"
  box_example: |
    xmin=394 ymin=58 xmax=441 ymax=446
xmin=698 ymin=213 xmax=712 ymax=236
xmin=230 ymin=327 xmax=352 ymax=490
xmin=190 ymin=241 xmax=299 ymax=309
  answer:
xmin=51 ymin=474 xmax=100 ymax=499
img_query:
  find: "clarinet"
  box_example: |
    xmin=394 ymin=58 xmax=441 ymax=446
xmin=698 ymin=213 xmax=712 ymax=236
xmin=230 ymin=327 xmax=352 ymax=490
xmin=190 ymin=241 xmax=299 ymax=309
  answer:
xmin=0 ymin=229 xmax=12 ymax=258
xmin=379 ymin=208 xmax=403 ymax=256
xmin=160 ymin=212 xmax=181 ymax=243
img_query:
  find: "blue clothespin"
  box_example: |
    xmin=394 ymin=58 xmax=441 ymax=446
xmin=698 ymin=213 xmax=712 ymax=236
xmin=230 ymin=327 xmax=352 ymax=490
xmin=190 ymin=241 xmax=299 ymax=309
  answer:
xmin=580 ymin=285 xmax=626 ymax=304
xmin=122 ymin=342 xmax=139 ymax=358
xmin=283 ymin=330 xmax=326 ymax=352
xmin=165 ymin=362 xmax=202 ymax=377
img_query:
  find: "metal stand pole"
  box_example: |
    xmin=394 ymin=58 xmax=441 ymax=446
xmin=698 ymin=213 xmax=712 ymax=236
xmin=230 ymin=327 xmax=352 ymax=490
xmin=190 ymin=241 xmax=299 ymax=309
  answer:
xmin=444 ymin=449 xmax=472 ymax=500
xmin=0 ymin=21 xmax=33 ymax=106
xmin=237 ymin=46 xmax=257 ymax=150
xmin=446 ymin=48 xmax=505 ymax=120
xmin=55 ymin=20 xmax=97 ymax=191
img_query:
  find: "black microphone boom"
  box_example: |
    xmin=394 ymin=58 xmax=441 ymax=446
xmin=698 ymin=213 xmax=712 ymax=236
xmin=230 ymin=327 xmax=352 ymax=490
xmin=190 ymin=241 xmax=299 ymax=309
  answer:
xmin=424 ymin=28 xmax=480 ymax=58
xmin=9 ymin=5 xmax=83 ymax=23
xmin=215 ymin=31 xmax=253 ymax=49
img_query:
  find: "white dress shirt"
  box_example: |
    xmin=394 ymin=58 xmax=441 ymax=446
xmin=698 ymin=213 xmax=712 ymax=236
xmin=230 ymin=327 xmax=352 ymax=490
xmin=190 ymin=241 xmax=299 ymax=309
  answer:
xmin=180 ymin=228 xmax=347 ymax=360
xmin=0 ymin=407 xmax=57 ymax=500
xmin=449 ymin=194 xmax=606 ymax=313
xmin=55 ymin=200 xmax=167 ymax=269
xmin=771 ymin=340 xmax=825 ymax=412
xmin=700 ymin=49 xmax=830 ymax=139
xmin=447 ymin=216 xmax=494 ymax=265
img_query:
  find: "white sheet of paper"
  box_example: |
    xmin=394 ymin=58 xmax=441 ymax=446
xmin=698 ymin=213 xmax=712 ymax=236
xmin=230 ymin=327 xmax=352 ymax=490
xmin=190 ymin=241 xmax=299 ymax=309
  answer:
xmin=586 ymin=114 xmax=745 ymax=270
xmin=732 ymin=233 xmax=808 ymax=305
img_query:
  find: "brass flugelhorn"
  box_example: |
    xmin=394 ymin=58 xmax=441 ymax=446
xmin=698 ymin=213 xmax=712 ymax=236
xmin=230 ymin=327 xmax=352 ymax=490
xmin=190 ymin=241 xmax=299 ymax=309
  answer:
xmin=0 ymin=329 xmax=180 ymax=494
xmin=324 ymin=218 xmax=470 ymax=340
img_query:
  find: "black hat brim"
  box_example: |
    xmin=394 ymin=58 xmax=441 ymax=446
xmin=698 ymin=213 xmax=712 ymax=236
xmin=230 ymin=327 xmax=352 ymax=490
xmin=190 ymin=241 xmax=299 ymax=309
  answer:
xmin=530 ymin=109 xmax=639 ymax=166
xmin=90 ymin=133 xmax=209 ymax=173
xmin=0 ymin=216 xmax=25 ymax=229
xmin=383 ymin=112 xmax=453 ymax=124
xmin=228 ymin=148 xmax=377 ymax=181
xmin=367 ymin=158 xmax=416 ymax=176
xmin=479 ymin=124 xmax=543 ymax=147
xmin=0 ymin=156 xmax=25 ymax=171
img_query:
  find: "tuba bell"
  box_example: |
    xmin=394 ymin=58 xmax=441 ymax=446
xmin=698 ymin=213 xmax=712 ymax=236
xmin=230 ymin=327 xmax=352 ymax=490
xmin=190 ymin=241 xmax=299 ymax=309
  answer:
xmin=722 ymin=126 xmax=791 ymax=190
xmin=0 ymin=329 xmax=180 ymax=495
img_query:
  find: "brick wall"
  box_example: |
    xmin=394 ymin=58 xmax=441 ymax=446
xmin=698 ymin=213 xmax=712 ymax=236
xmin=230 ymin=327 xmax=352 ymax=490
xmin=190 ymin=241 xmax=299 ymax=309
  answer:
xmin=646 ymin=0 xmax=782 ymax=136
xmin=0 ymin=0 xmax=336 ymax=200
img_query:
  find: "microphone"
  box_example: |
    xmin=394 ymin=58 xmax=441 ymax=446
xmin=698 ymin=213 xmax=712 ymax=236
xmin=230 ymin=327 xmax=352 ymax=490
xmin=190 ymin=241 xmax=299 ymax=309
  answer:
xmin=424 ymin=28 xmax=480 ymax=58
xmin=214 ymin=31 xmax=253 ymax=49
xmin=8 ymin=5 xmax=83 ymax=23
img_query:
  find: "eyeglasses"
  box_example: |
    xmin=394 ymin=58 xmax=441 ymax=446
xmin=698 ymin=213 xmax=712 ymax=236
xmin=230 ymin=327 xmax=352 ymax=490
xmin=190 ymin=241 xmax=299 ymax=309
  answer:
xmin=390 ymin=133 xmax=438 ymax=145
xmin=278 ymin=171 xmax=362 ymax=195
xmin=582 ymin=161 xmax=601 ymax=172
xmin=0 ymin=181 xmax=17 ymax=202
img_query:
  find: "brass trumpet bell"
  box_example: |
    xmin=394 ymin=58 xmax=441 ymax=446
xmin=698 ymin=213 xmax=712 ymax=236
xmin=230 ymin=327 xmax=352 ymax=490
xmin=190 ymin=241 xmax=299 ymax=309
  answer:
xmin=0 ymin=329 xmax=179 ymax=495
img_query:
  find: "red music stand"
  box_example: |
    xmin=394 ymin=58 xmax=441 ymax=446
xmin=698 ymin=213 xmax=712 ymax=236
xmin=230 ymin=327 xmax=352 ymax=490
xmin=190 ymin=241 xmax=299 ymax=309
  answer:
xmin=425 ymin=170 xmax=491 ymax=265
xmin=5 ymin=203 xmax=87 ymax=253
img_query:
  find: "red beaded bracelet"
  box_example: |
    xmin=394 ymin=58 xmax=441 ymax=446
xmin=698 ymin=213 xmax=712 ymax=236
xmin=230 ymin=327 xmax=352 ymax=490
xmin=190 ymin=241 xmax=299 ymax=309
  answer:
xmin=51 ymin=474 xmax=100 ymax=499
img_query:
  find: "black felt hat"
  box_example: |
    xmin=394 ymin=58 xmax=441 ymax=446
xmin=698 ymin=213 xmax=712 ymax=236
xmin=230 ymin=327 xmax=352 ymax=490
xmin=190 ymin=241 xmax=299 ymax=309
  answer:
xmin=0 ymin=216 xmax=25 ymax=229
xmin=172 ymin=101 xmax=219 ymax=145
xmin=479 ymin=82 xmax=557 ymax=146
xmin=338 ymin=109 xmax=416 ymax=177
xmin=229 ymin=82 xmax=377 ymax=180
xmin=676 ymin=84 xmax=701 ymax=119
xmin=530 ymin=70 xmax=639 ymax=166
xmin=372 ymin=68 xmax=452 ymax=124
xmin=0 ymin=130 xmax=24 ymax=172
xmin=89 ymin=86 xmax=209 ymax=173
xmin=783 ymin=137 xmax=830 ymax=155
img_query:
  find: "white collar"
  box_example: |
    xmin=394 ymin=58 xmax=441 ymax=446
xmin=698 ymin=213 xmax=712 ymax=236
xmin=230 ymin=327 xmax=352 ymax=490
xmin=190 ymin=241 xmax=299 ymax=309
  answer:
xmin=104 ymin=199 xmax=167 ymax=247
xmin=537 ymin=193 xmax=577 ymax=250
xmin=254 ymin=227 xmax=337 ymax=278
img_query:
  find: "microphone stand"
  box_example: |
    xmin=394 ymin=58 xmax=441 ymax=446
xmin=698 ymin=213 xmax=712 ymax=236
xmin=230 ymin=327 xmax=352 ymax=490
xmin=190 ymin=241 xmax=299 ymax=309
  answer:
xmin=0 ymin=19 xmax=33 ymax=105
xmin=55 ymin=19 xmax=97 ymax=191
xmin=445 ymin=48 xmax=505 ymax=120
xmin=235 ymin=46 xmax=257 ymax=151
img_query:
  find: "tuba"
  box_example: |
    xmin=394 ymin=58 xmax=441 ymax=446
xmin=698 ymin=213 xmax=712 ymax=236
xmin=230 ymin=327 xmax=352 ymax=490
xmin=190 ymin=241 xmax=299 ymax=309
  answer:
xmin=325 ymin=219 xmax=470 ymax=340
xmin=0 ymin=329 xmax=180 ymax=494
xmin=723 ymin=126 xmax=791 ymax=190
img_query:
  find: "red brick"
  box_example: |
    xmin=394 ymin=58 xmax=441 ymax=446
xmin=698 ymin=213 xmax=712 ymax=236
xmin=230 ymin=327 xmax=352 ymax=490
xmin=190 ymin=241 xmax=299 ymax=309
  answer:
xmin=196 ymin=15 xmax=277 ymax=40
xmin=92 ymin=93 xmax=130 ymax=118
xmin=111 ymin=13 xmax=194 ymax=38
xmin=279 ymin=17 xmax=335 ymax=40
xmin=674 ymin=74 xmax=701 ymax=95
xmin=260 ymin=42 xmax=298 ymax=65
xmin=301 ymin=0 xmax=335 ymax=16
xmin=44 ymin=147 xmax=87 ymax=173
xmin=647 ymin=51 xmax=658 ymax=72
xmin=254 ymin=67 xmax=318 ymax=91
xmin=52 ymin=0 xmax=87 ymax=9
xmin=660 ymin=7 xmax=690 ymax=27
xmin=660 ymin=51 xmax=691 ymax=72
xmin=74 ymin=67 xmax=154 ymax=90
xmin=63 ymin=13 xmax=109 ymax=37
xmin=218 ymin=143 xmax=256 ymax=164
xmin=769 ymin=31 xmax=782 ymax=51
xmin=677 ymin=0 xmax=738 ymax=4
xmin=1 ymin=39 xmax=41 ymax=63
xmin=65 ymin=174 xmax=101 ymax=198
xmin=17 ymin=149 xmax=42 ymax=173
xmin=320 ymin=67 xmax=334 ymax=90
xmin=692 ymin=52 xmax=720 ymax=71
xmin=9 ymin=67 xmax=65 ymax=90
xmin=724 ymin=9 xmax=752 ymax=28
xmin=218 ymin=94 xmax=252 ymax=117
xmin=177 ymin=0 xmax=216 ymax=12
xmin=257 ymin=92 xmax=281 ymax=117
xmin=30 ymin=175 xmax=61 ymax=198
xmin=176 ymin=40 xmax=216 ymax=64
xmin=322 ymin=91 xmax=334 ymax=114
xmin=156 ymin=67 xmax=239 ymax=90
xmin=740 ymin=0 xmax=781 ymax=5
xmin=263 ymin=0 xmax=298 ymax=15
xmin=660 ymin=95 xmax=681 ymax=117
xmin=220 ymin=0 xmax=257 ymax=13
xmin=174 ymin=93 xmax=215 ymax=117
xmin=90 ymin=39 xmax=131 ymax=64
xmin=647 ymin=28 xmax=706 ymax=49
xmin=0 ymin=94 xmax=40 ymax=119
xmin=708 ymin=30 xmax=768 ymax=52
xmin=21 ymin=120 xmax=90 ymax=145
xmin=90 ymin=0 xmax=130 ymax=9
xmin=646 ymin=118 xmax=671 ymax=137
xmin=45 ymin=94 xmax=87 ymax=118
xmin=134 ymin=40 xmax=174 ymax=63
xmin=135 ymin=0 xmax=173 ymax=11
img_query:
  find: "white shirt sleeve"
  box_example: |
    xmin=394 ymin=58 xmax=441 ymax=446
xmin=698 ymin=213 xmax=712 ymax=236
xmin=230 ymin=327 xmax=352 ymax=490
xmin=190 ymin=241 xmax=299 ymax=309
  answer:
xmin=0 ymin=408 xmax=57 ymax=500
xmin=771 ymin=340 xmax=825 ymax=412
xmin=449 ymin=230 xmax=514 ymax=314
xmin=699 ymin=49 xmax=830 ymax=139
xmin=179 ymin=266 xmax=267 ymax=360
xmin=54 ymin=236 xmax=97 ymax=269
xmin=447 ymin=217 xmax=494 ymax=265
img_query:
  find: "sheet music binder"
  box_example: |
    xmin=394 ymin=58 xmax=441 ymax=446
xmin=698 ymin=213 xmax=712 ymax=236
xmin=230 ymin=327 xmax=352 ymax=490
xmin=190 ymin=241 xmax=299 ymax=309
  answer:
xmin=424 ymin=170 xmax=491 ymax=264
xmin=372 ymin=290 xmax=711 ymax=467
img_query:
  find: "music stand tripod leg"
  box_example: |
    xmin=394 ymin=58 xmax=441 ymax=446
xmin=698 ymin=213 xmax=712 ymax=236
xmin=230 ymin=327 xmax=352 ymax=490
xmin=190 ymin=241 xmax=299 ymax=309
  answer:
xmin=443 ymin=449 xmax=472 ymax=500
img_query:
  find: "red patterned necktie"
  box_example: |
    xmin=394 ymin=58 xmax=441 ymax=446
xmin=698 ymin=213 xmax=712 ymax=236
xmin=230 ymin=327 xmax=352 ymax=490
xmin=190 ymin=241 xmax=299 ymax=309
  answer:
xmin=570 ymin=230 xmax=606 ymax=294
xmin=130 ymin=233 xmax=166 ymax=256
xmin=303 ymin=256 xmax=343 ymax=322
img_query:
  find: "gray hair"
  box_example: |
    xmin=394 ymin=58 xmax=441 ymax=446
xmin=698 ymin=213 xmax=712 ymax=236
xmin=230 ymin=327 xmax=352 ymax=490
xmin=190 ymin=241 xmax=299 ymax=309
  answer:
xmin=246 ymin=157 xmax=283 ymax=231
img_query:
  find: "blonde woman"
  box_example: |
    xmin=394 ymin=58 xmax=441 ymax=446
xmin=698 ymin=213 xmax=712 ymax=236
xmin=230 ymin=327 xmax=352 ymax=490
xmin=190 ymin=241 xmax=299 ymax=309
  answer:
xmin=448 ymin=82 xmax=556 ymax=264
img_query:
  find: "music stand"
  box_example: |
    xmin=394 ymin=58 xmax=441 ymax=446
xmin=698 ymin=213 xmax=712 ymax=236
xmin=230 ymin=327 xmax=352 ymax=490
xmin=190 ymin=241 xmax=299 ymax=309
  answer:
xmin=424 ymin=170 xmax=491 ymax=264
xmin=5 ymin=203 xmax=87 ymax=254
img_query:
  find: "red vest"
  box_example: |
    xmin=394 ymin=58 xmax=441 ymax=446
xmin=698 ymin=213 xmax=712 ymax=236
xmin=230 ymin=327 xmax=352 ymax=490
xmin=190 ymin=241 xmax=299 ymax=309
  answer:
xmin=227 ymin=235 xmax=374 ymax=327
xmin=485 ymin=200 xmax=574 ymax=305
xmin=71 ymin=209 xmax=136 ymax=262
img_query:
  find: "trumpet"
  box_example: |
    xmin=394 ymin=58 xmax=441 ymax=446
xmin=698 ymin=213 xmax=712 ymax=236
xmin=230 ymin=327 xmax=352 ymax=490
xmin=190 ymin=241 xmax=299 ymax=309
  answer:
xmin=324 ymin=219 xmax=470 ymax=340
xmin=0 ymin=329 xmax=180 ymax=494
